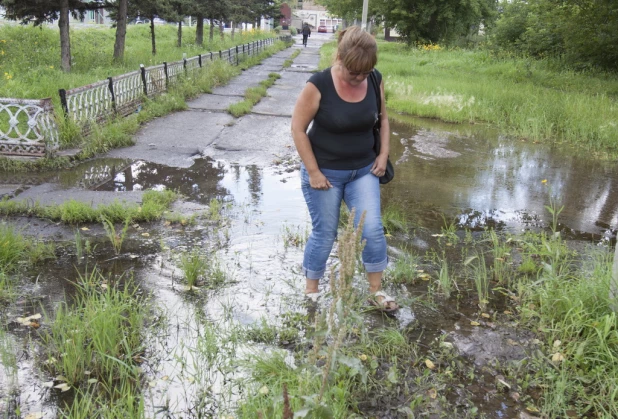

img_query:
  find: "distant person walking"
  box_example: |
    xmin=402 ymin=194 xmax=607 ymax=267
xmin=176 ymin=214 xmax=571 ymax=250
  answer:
xmin=302 ymin=23 xmax=311 ymax=47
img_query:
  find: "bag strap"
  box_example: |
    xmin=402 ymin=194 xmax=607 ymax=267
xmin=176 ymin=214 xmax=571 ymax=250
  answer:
xmin=369 ymin=70 xmax=381 ymax=130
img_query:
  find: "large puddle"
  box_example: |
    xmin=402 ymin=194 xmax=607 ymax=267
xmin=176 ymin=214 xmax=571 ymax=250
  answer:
xmin=1 ymin=115 xmax=617 ymax=418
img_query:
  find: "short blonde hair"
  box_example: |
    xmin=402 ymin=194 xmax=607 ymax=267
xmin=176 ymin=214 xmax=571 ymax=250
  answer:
xmin=337 ymin=26 xmax=377 ymax=73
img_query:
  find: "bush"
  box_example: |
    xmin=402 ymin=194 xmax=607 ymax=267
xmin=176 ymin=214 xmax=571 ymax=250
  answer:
xmin=490 ymin=0 xmax=618 ymax=71
xmin=289 ymin=27 xmax=297 ymax=36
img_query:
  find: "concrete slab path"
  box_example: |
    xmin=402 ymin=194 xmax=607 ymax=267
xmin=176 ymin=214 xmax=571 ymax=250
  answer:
xmin=6 ymin=33 xmax=333 ymax=207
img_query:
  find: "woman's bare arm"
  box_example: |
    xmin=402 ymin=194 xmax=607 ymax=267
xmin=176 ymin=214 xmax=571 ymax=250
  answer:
xmin=291 ymin=82 xmax=332 ymax=189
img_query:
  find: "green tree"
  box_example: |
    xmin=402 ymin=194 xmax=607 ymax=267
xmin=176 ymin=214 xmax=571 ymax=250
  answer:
xmin=319 ymin=0 xmax=496 ymax=44
xmin=0 ymin=0 xmax=88 ymax=72
xmin=250 ymin=0 xmax=282 ymax=28
xmin=112 ymin=0 xmax=128 ymax=62
xmin=376 ymin=0 xmax=496 ymax=44
xmin=125 ymin=0 xmax=171 ymax=54
xmin=229 ymin=0 xmax=252 ymax=39
xmin=317 ymin=0 xmax=361 ymax=22
xmin=191 ymin=0 xmax=230 ymax=44
xmin=159 ymin=0 xmax=193 ymax=47
xmin=491 ymin=0 xmax=618 ymax=70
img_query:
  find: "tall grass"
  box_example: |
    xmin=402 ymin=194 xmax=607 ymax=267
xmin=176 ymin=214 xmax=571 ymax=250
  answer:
xmin=0 ymin=224 xmax=55 ymax=272
xmin=0 ymin=324 xmax=17 ymax=379
xmin=101 ymin=216 xmax=131 ymax=255
xmin=0 ymin=225 xmax=27 ymax=272
xmin=520 ymin=245 xmax=618 ymax=417
xmin=178 ymin=249 xmax=208 ymax=290
xmin=387 ymin=249 xmax=420 ymax=285
xmin=0 ymin=270 xmax=13 ymax=300
xmin=381 ymin=203 xmax=409 ymax=235
xmin=43 ymin=268 xmax=147 ymax=416
xmin=0 ymin=24 xmax=273 ymax=99
xmin=381 ymin=43 xmax=618 ymax=157
xmin=466 ymin=252 xmax=489 ymax=310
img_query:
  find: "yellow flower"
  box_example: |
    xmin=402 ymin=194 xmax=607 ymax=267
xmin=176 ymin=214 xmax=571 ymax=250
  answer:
xmin=4 ymin=72 xmax=13 ymax=80
xmin=49 ymin=66 xmax=54 ymax=69
xmin=359 ymin=354 xmax=368 ymax=361
xmin=0 ymin=50 xmax=4 ymax=55
xmin=541 ymin=179 xmax=548 ymax=184
xmin=420 ymin=43 xmax=442 ymax=51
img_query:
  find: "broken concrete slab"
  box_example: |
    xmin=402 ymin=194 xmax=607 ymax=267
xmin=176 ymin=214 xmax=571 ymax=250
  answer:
xmin=202 ymin=114 xmax=294 ymax=166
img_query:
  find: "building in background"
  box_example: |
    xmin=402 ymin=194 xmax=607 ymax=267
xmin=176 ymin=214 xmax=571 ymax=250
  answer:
xmin=292 ymin=0 xmax=341 ymax=32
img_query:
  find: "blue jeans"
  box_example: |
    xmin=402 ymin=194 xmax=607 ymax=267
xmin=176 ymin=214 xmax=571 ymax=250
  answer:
xmin=301 ymin=163 xmax=388 ymax=280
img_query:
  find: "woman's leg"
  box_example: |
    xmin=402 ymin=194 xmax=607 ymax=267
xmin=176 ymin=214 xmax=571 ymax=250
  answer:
xmin=301 ymin=165 xmax=344 ymax=293
xmin=344 ymin=166 xmax=396 ymax=309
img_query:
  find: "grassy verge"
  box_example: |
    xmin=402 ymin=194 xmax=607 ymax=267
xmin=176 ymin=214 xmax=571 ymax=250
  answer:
xmin=319 ymin=41 xmax=618 ymax=158
xmin=228 ymin=73 xmax=282 ymax=117
xmin=0 ymin=24 xmax=274 ymax=99
xmin=0 ymin=189 xmax=178 ymax=224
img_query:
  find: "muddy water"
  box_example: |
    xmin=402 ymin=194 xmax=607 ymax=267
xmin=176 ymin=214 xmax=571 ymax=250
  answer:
xmin=2 ymin=116 xmax=618 ymax=418
xmin=385 ymin=115 xmax=618 ymax=241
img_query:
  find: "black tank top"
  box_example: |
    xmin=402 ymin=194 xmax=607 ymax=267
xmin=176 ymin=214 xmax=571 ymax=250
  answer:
xmin=306 ymin=67 xmax=381 ymax=170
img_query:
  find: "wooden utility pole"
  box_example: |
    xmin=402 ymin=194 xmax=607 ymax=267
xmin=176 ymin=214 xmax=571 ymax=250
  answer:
xmin=361 ymin=0 xmax=368 ymax=31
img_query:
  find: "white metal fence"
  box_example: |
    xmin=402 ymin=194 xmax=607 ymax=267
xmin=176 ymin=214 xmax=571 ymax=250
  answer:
xmin=0 ymin=36 xmax=290 ymax=157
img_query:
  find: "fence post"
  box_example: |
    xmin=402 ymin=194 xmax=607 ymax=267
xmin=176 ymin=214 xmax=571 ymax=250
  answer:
xmin=236 ymin=46 xmax=239 ymax=65
xmin=163 ymin=62 xmax=169 ymax=89
xmin=219 ymin=50 xmax=222 ymax=59
xmin=140 ymin=64 xmax=148 ymax=96
xmin=183 ymin=57 xmax=187 ymax=75
xmin=58 ymin=89 xmax=69 ymax=118
xmin=108 ymin=77 xmax=117 ymax=114
xmin=198 ymin=54 xmax=202 ymax=68
xmin=210 ymin=52 xmax=213 ymax=61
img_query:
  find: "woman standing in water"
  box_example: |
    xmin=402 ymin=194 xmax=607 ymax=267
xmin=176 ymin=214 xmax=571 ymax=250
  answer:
xmin=290 ymin=26 xmax=397 ymax=313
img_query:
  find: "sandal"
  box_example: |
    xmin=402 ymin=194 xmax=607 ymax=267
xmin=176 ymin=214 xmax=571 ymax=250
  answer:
xmin=368 ymin=291 xmax=399 ymax=313
xmin=305 ymin=292 xmax=320 ymax=303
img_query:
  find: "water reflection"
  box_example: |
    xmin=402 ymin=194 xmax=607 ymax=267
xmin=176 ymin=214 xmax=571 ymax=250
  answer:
xmin=79 ymin=157 xmax=306 ymax=232
xmin=385 ymin=115 xmax=618 ymax=238
xmin=92 ymin=158 xmax=229 ymax=204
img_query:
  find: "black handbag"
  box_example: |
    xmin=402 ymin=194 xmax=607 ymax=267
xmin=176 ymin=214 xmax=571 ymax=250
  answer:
xmin=369 ymin=71 xmax=394 ymax=185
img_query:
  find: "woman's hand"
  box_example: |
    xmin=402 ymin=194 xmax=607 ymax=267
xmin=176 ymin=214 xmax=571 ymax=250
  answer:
xmin=371 ymin=154 xmax=389 ymax=178
xmin=309 ymin=171 xmax=332 ymax=190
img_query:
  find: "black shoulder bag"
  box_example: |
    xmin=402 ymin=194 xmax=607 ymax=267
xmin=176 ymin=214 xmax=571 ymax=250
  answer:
xmin=369 ymin=70 xmax=395 ymax=185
